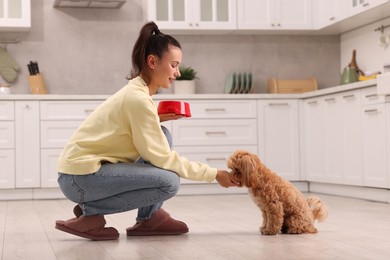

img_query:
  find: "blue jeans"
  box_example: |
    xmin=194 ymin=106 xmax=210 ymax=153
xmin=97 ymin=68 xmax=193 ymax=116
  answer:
xmin=57 ymin=126 xmax=180 ymax=221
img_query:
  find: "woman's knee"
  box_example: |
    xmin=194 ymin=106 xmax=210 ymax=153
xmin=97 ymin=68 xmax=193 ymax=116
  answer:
xmin=163 ymin=171 xmax=181 ymax=196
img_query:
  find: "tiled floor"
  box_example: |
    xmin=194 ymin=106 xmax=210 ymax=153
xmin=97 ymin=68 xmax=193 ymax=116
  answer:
xmin=1 ymin=193 xmax=390 ymax=260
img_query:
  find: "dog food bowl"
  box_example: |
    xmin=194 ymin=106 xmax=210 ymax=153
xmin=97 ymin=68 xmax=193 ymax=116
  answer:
xmin=157 ymin=100 xmax=191 ymax=117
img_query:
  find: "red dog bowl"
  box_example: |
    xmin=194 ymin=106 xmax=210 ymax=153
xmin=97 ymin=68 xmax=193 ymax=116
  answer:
xmin=157 ymin=100 xmax=191 ymax=117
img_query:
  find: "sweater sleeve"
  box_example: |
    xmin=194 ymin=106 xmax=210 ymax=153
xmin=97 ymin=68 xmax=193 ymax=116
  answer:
xmin=125 ymin=92 xmax=217 ymax=182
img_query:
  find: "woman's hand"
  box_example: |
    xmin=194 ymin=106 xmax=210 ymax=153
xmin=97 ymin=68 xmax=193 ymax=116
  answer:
xmin=159 ymin=113 xmax=184 ymax=122
xmin=215 ymin=170 xmax=240 ymax=188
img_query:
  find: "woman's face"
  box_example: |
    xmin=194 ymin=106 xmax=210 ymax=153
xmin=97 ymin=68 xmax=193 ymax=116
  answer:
xmin=148 ymin=45 xmax=182 ymax=93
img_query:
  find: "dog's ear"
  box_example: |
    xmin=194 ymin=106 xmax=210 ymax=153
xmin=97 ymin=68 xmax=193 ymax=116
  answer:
xmin=239 ymin=153 xmax=258 ymax=187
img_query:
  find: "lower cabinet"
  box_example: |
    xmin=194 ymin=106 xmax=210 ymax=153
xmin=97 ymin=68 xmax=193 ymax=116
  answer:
xmin=257 ymin=100 xmax=300 ymax=180
xmin=172 ymin=99 xmax=258 ymax=184
xmin=15 ymin=101 xmax=40 ymax=188
xmin=303 ymin=90 xmax=363 ymax=186
xmin=361 ymin=103 xmax=388 ymax=188
xmin=0 ymin=150 xmax=14 ymax=189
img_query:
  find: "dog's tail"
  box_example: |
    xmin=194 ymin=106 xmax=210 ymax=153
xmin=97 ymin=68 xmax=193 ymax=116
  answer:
xmin=306 ymin=196 xmax=328 ymax=222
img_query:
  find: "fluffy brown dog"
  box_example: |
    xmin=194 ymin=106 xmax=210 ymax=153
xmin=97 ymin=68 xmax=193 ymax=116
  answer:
xmin=227 ymin=150 xmax=327 ymax=235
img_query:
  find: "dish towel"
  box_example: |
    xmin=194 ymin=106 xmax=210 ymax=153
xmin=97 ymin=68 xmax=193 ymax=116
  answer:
xmin=377 ymin=73 xmax=390 ymax=96
xmin=0 ymin=46 xmax=20 ymax=83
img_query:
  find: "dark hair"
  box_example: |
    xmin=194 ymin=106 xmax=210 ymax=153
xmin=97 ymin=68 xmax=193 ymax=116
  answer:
xmin=128 ymin=21 xmax=181 ymax=81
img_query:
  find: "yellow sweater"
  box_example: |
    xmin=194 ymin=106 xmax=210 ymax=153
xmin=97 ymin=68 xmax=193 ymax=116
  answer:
xmin=57 ymin=76 xmax=217 ymax=182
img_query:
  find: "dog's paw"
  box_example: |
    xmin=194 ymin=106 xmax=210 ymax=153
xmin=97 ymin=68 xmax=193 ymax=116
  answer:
xmin=260 ymin=227 xmax=279 ymax=235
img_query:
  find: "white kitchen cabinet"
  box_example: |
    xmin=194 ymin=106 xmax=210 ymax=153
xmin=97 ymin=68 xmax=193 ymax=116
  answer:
xmin=303 ymin=91 xmax=364 ymax=185
xmin=314 ymin=0 xmax=349 ymax=28
xmin=361 ymin=103 xmax=388 ymax=188
xmin=148 ymin=0 xmax=236 ymax=31
xmin=41 ymin=149 xmax=63 ymax=188
xmin=0 ymin=150 xmax=14 ymax=189
xmin=302 ymin=97 xmax=325 ymax=182
xmin=15 ymin=101 xmax=40 ymax=188
xmin=339 ymin=91 xmax=363 ymax=185
xmin=348 ymin=0 xmax=388 ymax=16
xmin=39 ymin=100 xmax=103 ymax=188
xmin=0 ymin=0 xmax=30 ymax=31
xmin=237 ymin=0 xmax=312 ymax=30
xmin=257 ymin=100 xmax=300 ymax=180
xmin=0 ymin=101 xmax=14 ymax=189
xmin=171 ymin=99 xmax=258 ymax=184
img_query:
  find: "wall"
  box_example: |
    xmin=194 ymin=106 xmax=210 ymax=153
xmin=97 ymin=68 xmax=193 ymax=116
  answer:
xmin=341 ymin=17 xmax=390 ymax=74
xmin=0 ymin=1 xmax=340 ymax=95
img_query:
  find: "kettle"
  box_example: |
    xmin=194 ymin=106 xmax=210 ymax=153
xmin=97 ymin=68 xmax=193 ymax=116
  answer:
xmin=340 ymin=66 xmax=358 ymax=85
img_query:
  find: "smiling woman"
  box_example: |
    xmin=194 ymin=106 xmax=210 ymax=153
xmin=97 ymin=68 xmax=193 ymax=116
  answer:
xmin=54 ymin=21 xmax=239 ymax=241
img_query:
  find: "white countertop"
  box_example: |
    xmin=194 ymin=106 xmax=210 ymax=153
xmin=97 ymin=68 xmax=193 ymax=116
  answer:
xmin=0 ymin=79 xmax=378 ymax=101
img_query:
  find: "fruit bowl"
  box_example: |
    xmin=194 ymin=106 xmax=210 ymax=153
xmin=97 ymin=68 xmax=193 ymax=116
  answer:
xmin=157 ymin=100 xmax=191 ymax=117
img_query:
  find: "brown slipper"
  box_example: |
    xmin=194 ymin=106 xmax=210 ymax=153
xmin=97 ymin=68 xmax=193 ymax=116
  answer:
xmin=126 ymin=208 xmax=188 ymax=236
xmin=55 ymin=215 xmax=119 ymax=241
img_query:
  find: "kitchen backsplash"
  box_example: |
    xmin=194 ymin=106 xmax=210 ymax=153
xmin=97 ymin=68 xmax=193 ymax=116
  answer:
xmin=0 ymin=1 xmax=340 ymax=95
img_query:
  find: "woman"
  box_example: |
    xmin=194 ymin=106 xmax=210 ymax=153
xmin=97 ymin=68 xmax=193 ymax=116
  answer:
xmin=55 ymin=21 xmax=239 ymax=241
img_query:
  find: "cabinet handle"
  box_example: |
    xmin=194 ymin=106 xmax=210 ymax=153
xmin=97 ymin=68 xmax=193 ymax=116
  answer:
xmin=205 ymin=108 xmax=226 ymax=112
xmin=206 ymin=131 xmax=226 ymax=135
xmin=343 ymin=94 xmax=355 ymax=99
xmin=206 ymin=158 xmax=226 ymax=162
xmin=364 ymin=109 xmax=379 ymax=113
xmin=365 ymin=94 xmax=378 ymax=99
xmin=84 ymin=109 xmax=94 ymax=114
xmin=25 ymin=104 xmax=31 ymax=109
xmin=324 ymin=98 xmax=336 ymax=102
xmin=363 ymin=3 xmax=369 ymax=7
xmin=307 ymin=101 xmax=318 ymax=105
xmin=268 ymin=102 xmax=289 ymax=106
xmin=329 ymin=17 xmax=335 ymax=21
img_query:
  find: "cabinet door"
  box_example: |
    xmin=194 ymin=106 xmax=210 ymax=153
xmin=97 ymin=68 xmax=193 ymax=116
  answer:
xmin=173 ymin=119 xmax=257 ymax=146
xmin=258 ymin=100 xmax=300 ymax=180
xmin=303 ymin=98 xmax=325 ymax=182
xmin=15 ymin=101 xmax=40 ymax=188
xmin=340 ymin=92 xmax=363 ymax=185
xmin=276 ymin=0 xmax=312 ymax=29
xmin=192 ymin=0 xmax=236 ymax=29
xmin=0 ymin=150 xmax=15 ymax=189
xmin=315 ymin=0 xmax=349 ymax=28
xmin=149 ymin=0 xmax=236 ymax=30
xmin=0 ymin=0 xmax=31 ymax=30
xmin=349 ymin=0 xmax=388 ymax=16
xmin=361 ymin=104 xmax=388 ymax=188
xmin=148 ymin=0 xmax=191 ymax=29
xmin=41 ymin=149 xmax=62 ymax=188
xmin=237 ymin=0 xmax=274 ymax=29
xmin=175 ymin=145 xmax=258 ymax=184
xmin=323 ymin=95 xmax=344 ymax=183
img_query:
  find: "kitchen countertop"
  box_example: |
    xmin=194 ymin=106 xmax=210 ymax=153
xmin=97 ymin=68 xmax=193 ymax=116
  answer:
xmin=0 ymin=79 xmax=378 ymax=101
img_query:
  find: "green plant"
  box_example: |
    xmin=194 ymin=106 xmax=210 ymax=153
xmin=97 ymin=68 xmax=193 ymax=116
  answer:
xmin=176 ymin=66 xmax=198 ymax=80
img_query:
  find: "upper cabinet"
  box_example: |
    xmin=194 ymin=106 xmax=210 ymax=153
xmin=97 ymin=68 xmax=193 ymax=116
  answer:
xmin=314 ymin=0 xmax=390 ymax=34
xmin=147 ymin=0 xmax=237 ymax=31
xmin=314 ymin=0 xmax=349 ymax=28
xmin=237 ymin=0 xmax=313 ymax=30
xmin=349 ymin=0 xmax=388 ymax=16
xmin=0 ymin=0 xmax=31 ymax=31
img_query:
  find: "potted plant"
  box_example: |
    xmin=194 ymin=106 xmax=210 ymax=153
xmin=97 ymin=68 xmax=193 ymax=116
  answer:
xmin=174 ymin=65 xmax=198 ymax=94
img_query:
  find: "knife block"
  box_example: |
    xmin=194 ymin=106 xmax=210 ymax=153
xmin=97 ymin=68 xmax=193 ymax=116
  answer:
xmin=28 ymin=74 xmax=47 ymax=94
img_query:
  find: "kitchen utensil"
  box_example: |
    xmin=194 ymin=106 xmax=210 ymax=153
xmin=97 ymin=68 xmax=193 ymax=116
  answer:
xmin=348 ymin=50 xmax=364 ymax=76
xmin=340 ymin=66 xmax=358 ymax=85
xmin=157 ymin=100 xmax=191 ymax=117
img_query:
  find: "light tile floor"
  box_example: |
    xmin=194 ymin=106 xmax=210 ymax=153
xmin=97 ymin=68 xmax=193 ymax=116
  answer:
xmin=1 ymin=193 xmax=390 ymax=260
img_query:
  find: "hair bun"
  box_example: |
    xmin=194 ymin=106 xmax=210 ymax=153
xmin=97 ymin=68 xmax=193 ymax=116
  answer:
xmin=153 ymin=28 xmax=161 ymax=35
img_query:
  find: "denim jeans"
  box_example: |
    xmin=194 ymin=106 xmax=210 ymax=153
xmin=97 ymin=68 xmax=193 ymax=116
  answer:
xmin=57 ymin=126 xmax=180 ymax=221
